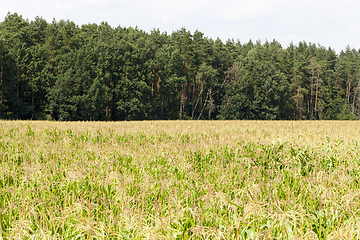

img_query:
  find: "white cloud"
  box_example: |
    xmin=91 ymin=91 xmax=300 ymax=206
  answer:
xmin=54 ymin=0 xmax=75 ymax=12
xmin=216 ymin=0 xmax=288 ymax=20
xmin=1 ymin=0 xmax=360 ymax=52
xmin=78 ymin=0 xmax=111 ymax=7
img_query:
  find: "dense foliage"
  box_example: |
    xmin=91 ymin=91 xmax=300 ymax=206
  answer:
xmin=1 ymin=13 xmax=360 ymax=120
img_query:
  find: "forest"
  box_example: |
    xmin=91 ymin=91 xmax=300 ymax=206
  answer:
xmin=1 ymin=12 xmax=360 ymax=121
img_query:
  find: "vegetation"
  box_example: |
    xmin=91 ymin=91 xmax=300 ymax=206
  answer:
xmin=1 ymin=120 xmax=360 ymax=239
xmin=1 ymin=13 xmax=360 ymax=121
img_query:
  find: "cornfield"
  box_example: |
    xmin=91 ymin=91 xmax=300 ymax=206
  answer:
xmin=1 ymin=120 xmax=360 ymax=239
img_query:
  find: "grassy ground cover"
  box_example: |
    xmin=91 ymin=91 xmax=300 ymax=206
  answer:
xmin=0 ymin=121 xmax=360 ymax=239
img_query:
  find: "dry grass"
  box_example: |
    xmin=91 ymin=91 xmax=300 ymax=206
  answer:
xmin=0 ymin=120 xmax=360 ymax=239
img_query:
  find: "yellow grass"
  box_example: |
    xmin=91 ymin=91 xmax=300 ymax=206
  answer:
xmin=0 ymin=120 xmax=360 ymax=239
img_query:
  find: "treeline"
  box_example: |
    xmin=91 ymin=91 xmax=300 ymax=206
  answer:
xmin=1 ymin=13 xmax=360 ymax=121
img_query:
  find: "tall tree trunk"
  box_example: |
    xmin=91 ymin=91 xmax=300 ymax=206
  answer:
xmin=32 ymin=90 xmax=34 ymax=119
xmin=310 ymin=77 xmax=314 ymax=119
xmin=191 ymin=81 xmax=203 ymax=120
xmin=180 ymin=83 xmax=186 ymax=120
xmin=191 ymin=79 xmax=195 ymax=118
xmin=353 ymin=84 xmax=359 ymax=114
xmin=314 ymin=72 xmax=320 ymax=119
xmin=346 ymin=75 xmax=351 ymax=103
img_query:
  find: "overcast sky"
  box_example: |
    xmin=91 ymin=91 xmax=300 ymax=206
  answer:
xmin=1 ymin=0 xmax=359 ymax=53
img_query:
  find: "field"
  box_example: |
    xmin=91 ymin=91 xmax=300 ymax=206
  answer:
xmin=1 ymin=121 xmax=360 ymax=239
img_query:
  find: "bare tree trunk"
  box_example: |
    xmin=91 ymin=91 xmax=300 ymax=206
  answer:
xmin=353 ymin=84 xmax=359 ymax=114
xmin=32 ymin=90 xmax=34 ymax=120
xmin=151 ymin=67 xmax=155 ymax=96
xmin=191 ymin=81 xmax=203 ymax=120
xmin=314 ymin=79 xmax=318 ymax=118
xmin=197 ymin=89 xmax=210 ymax=120
xmin=314 ymin=71 xmax=320 ymax=119
xmin=207 ymin=89 xmax=215 ymax=120
xmin=191 ymin=79 xmax=195 ymax=118
xmin=346 ymin=75 xmax=351 ymax=103
xmin=310 ymin=77 xmax=314 ymax=119
xmin=309 ymin=58 xmax=322 ymax=120
xmin=180 ymin=83 xmax=186 ymax=120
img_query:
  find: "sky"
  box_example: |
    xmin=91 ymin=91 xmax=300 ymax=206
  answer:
xmin=1 ymin=0 xmax=360 ymax=54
